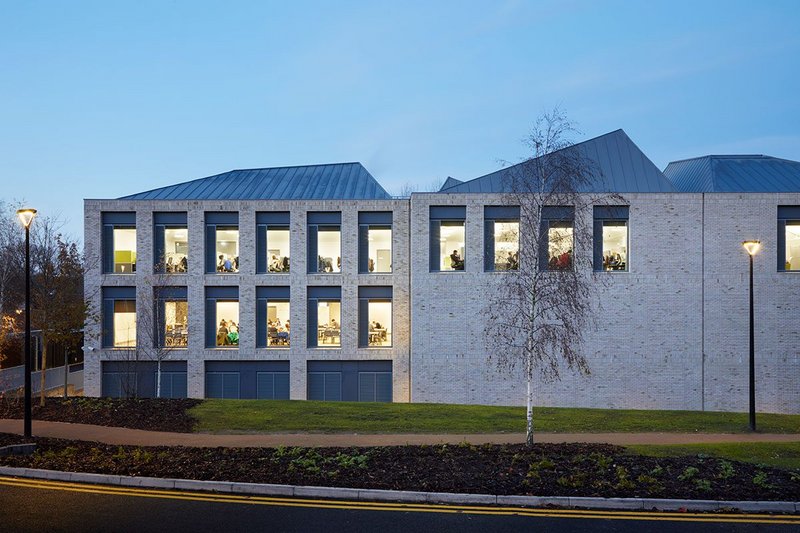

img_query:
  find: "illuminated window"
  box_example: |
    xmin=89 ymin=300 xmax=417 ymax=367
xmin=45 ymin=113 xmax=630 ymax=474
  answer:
xmin=308 ymin=286 xmax=341 ymax=348
xmin=541 ymin=206 xmax=575 ymax=271
xmin=102 ymin=212 xmax=136 ymax=274
xmin=267 ymin=228 xmax=290 ymax=272
xmin=308 ymin=212 xmax=342 ymax=273
xmin=257 ymin=212 xmax=291 ymax=273
xmin=780 ymin=207 xmax=800 ymax=271
xmin=206 ymin=286 xmax=240 ymax=348
xmin=267 ymin=301 xmax=290 ymax=346
xmin=215 ymin=301 xmax=239 ymax=347
xmin=359 ymin=212 xmax=392 ymax=273
xmin=594 ymin=206 xmax=629 ymax=272
xmin=216 ymin=229 xmax=239 ymax=273
xmin=430 ymin=206 xmax=466 ymax=272
xmin=154 ymin=212 xmax=188 ymax=273
xmin=359 ymin=286 xmax=392 ymax=348
xmin=206 ymin=213 xmax=239 ymax=274
xmin=113 ymin=300 xmax=136 ymax=347
xmin=162 ymin=301 xmax=188 ymax=348
xmin=484 ymin=206 xmax=520 ymax=271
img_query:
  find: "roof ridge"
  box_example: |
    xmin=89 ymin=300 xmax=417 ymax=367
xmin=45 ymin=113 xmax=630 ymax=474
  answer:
xmin=227 ymin=161 xmax=362 ymax=172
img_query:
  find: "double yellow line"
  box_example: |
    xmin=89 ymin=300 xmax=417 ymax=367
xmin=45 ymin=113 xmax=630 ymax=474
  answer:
xmin=1 ymin=476 xmax=798 ymax=525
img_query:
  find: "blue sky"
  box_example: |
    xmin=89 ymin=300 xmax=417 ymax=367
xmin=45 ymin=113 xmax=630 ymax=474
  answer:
xmin=2 ymin=0 xmax=799 ymax=239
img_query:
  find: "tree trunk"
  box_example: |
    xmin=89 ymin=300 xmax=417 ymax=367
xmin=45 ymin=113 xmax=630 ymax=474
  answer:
xmin=156 ymin=358 xmax=162 ymax=398
xmin=525 ymin=374 xmax=534 ymax=447
xmin=39 ymin=336 xmax=47 ymax=406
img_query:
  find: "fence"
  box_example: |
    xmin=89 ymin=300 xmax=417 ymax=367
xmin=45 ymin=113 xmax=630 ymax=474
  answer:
xmin=0 ymin=363 xmax=84 ymax=395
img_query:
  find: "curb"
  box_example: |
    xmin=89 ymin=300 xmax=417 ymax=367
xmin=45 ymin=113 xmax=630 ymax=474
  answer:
xmin=0 ymin=465 xmax=797 ymax=513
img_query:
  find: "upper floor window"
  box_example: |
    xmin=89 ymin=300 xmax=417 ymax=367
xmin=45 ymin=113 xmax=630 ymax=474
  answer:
xmin=256 ymin=212 xmax=290 ymax=274
xmin=154 ymin=212 xmax=188 ymax=273
xmin=205 ymin=213 xmax=239 ymax=274
xmin=484 ymin=206 xmax=519 ymax=271
xmin=102 ymin=287 xmax=136 ymax=348
xmin=593 ymin=206 xmax=629 ymax=272
xmin=779 ymin=206 xmax=800 ymax=271
xmin=430 ymin=206 xmax=466 ymax=272
xmin=540 ymin=206 xmax=574 ymax=271
xmin=256 ymin=286 xmax=291 ymax=348
xmin=156 ymin=287 xmax=188 ymax=348
xmin=205 ymin=286 xmax=239 ymax=348
xmin=308 ymin=286 xmax=341 ymax=347
xmin=359 ymin=212 xmax=392 ymax=273
xmin=102 ymin=212 xmax=136 ymax=274
xmin=308 ymin=212 xmax=341 ymax=273
xmin=358 ymin=286 xmax=392 ymax=347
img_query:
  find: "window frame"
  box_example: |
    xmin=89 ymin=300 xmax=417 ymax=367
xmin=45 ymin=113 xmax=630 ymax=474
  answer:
xmin=593 ymin=206 xmax=630 ymax=273
xmin=484 ymin=205 xmax=520 ymax=272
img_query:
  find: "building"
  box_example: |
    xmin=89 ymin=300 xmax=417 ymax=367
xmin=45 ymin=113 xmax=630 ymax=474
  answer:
xmin=83 ymin=130 xmax=800 ymax=413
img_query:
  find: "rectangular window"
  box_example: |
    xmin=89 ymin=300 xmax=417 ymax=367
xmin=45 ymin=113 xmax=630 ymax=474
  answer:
xmin=206 ymin=372 xmax=240 ymax=399
xmin=308 ymin=212 xmax=342 ymax=273
xmin=113 ymin=300 xmax=136 ymax=347
xmin=430 ymin=206 xmax=466 ymax=272
xmin=257 ymin=212 xmax=290 ymax=273
xmin=307 ymin=286 xmax=342 ymax=348
xmin=358 ymin=286 xmax=392 ymax=348
xmin=779 ymin=207 xmax=800 ymax=271
xmin=256 ymin=286 xmax=291 ymax=348
xmin=540 ymin=206 xmax=575 ymax=271
xmin=594 ymin=206 xmax=629 ymax=272
xmin=256 ymin=371 xmax=291 ymax=399
xmin=359 ymin=212 xmax=392 ymax=273
xmin=205 ymin=286 xmax=239 ymax=348
xmin=102 ymin=213 xmax=136 ymax=274
xmin=484 ymin=206 xmax=519 ymax=271
xmin=205 ymin=213 xmax=239 ymax=274
xmin=307 ymin=361 xmax=392 ymax=402
xmin=163 ymin=301 xmax=188 ymax=347
xmin=154 ymin=212 xmax=188 ymax=273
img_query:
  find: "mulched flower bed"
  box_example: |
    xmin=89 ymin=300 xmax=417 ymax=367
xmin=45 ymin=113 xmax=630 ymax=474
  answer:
xmin=1 ymin=433 xmax=798 ymax=501
xmin=0 ymin=398 xmax=201 ymax=433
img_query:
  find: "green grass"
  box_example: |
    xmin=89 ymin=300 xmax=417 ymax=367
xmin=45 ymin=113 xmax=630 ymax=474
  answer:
xmin=628 ymin=442 xmax=800 ymax=471
xmin=189 ymin=400 xmax=800 ymax=435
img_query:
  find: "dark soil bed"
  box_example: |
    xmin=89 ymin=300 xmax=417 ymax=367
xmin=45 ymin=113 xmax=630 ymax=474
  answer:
xmin=1 ymin=434 xmax=798 ymax=501
xmin=0 ymin=398 xmax=201 ymax=433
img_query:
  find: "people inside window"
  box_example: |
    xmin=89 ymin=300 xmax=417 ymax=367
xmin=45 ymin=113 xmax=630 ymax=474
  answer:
xmin=317 ymin=301 xmax=341 ymax=346
xmin=317 ymin=228 xmax=341 ymax=273
xmin=440 ymin=222 xmax=465 ymax=271
xmin=163 ymin=228 xmax=188 ymax=273
xmin=547 ymin=223 xmax=574 ymax=271
xmin=601 ymin=222 xmax=628 ymax=271
xmin=494 ymin=221 xmax=519 ymax=271
xmin=267 ymin=228 xmax=290 ymax=273
xmin=216 ymin=301 xmax=239 ymax=346
xmin=113 ymin=228 xmax=137 ymax=274
xmin=267 ymin=301 xmax=290 ymax=346
xmin=786 ymin=222 xmax=800 ymax=271
xmin=216 ymin=228 xmax=239 ymax=273
xmin=367 ymin=227 xmax=392 ymax=272
xmin=367 ymin=301 xmax=392 ymax=347
xmin=113 ymin=300 xmax=136 ymax=347
xmin=163 ymin=301 xmax=188 ymax=347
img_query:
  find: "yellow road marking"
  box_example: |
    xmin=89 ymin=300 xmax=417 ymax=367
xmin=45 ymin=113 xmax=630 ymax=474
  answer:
xmin=0 ymin=476 xmax=798 ymax=525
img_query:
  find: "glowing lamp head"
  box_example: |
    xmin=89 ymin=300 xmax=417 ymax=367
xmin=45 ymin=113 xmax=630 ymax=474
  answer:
xmin=742 ymin=240 xmax=761 ymax=256
xmin=16 ymin=208 xmax=37 ymax=229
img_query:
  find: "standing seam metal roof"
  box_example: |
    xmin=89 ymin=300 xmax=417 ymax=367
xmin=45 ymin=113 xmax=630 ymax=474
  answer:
xmin=663 ymin=155 xmax=800 ymax=192
xmin=438 ymin=129 xmax=676 ymax=194
xmin=119 ymin=162 xmax=392 ymax=200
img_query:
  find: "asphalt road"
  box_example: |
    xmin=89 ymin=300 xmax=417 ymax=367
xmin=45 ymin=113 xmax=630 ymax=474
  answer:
xmin=0 ymin=478 xmax=798 ymax=533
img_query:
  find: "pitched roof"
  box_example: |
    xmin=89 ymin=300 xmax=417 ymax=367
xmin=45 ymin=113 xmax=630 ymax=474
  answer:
xmin=663 ymin=155 xmax=800 ymax=192
xmin=439 ymin=177 xmax=463 ymax=191
xmin=436 ymin=129 xmax=676 ymax=194
xmin=119 ymin=162 xmax=392 ymax=200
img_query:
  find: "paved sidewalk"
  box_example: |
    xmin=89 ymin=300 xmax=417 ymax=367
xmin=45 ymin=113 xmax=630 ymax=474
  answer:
xmin=2 ymin=418 xmax=800 ymax=447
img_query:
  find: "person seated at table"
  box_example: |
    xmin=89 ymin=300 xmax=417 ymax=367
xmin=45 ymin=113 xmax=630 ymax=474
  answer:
xmin=269 ymin=255 xmax=280 ymax=272
xmin=330 ymin=318 xmax=339 ymax=329
xmin=506 ymin=251 xmax=518 ymax=270
xmin=217 ymin=255 xmax=225 ymax=272
xmin=450 ymin=250 xmax=464 ymax=270
xmin=178 ymin=256 xmax=188 ymax=272
xmin=217 ymin=320 xmax=229 ymax=345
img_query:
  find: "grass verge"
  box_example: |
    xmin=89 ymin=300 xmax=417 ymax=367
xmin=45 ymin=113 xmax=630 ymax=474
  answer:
xmin=628 ymin=442 xmax=800 ymax=471
xmin=189 ymin=400 xmax=800 ymax=434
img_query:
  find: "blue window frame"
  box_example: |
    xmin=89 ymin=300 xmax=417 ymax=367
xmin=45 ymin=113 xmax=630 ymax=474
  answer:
xmin=358 ymin=212 xmax=393 ymax=273
xmin=593 ymin=206 xmax=629 ymax=272
xmin=256 ymin=286 xmax=291 ymax=348
xmin=307 ymin=212 xmax=342 ymax=273
xmin=484 ymin=206 xmax=520 ymax=272
xmin=153 ymin=212 xmax=188 ymax=273
xmin=102 ymin=212 xmax=136 ymax=274
xmin=307 ymin=286 xmax=341 ymax=348
xmin=256 ymin=212 xmax=290 ymax=274
xmin=430 ymin=206 xmax=466 ymax=272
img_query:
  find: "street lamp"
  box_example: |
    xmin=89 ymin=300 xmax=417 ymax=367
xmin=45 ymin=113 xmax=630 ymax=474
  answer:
xmin=17 ymin=207 xmax=36 ymax=438
xmin=742 ymin=240 xmax=760 ymax=432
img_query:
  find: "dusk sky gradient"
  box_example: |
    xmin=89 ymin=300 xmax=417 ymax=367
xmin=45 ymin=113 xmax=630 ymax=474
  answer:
xmin=2 ymin=0 xmax=799 ymax=240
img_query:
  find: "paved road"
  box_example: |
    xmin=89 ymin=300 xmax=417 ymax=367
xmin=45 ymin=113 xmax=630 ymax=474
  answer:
xmin=3 ymin=419 xmax=800 ymax=447
xmin=1 ymin=477 xmax=798 ymax=533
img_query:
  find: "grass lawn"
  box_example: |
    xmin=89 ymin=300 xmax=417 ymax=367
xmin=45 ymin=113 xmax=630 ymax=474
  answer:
xmin=628 ymin=442 xmax=800 ymax=471
xmin=189 ymin=400 xmax=800 ymax=435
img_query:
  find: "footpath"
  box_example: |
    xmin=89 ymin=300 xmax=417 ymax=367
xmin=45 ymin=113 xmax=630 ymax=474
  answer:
xmin=2 ymin=418 xmax=800 ymax=447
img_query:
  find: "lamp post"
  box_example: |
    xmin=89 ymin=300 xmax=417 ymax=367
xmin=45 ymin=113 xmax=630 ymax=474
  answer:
xmin=742 ymin=240 xmax=760 ymax=432
xmin=17 ymin=208 xmax=37 ymax=439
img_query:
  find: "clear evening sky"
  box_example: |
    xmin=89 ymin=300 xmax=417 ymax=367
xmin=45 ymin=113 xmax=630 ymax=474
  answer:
xmin=2 ymin=0 xmax=799 ymax=240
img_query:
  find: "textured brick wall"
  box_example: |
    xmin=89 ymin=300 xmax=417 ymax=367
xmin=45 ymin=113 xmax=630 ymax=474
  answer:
xmin=83 ymin=199 xmax=411 ymax=401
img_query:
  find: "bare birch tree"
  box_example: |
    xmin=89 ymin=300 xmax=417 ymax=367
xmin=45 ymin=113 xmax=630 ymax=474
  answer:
xmin=484 ymin=109 xmax=624 ymax=446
